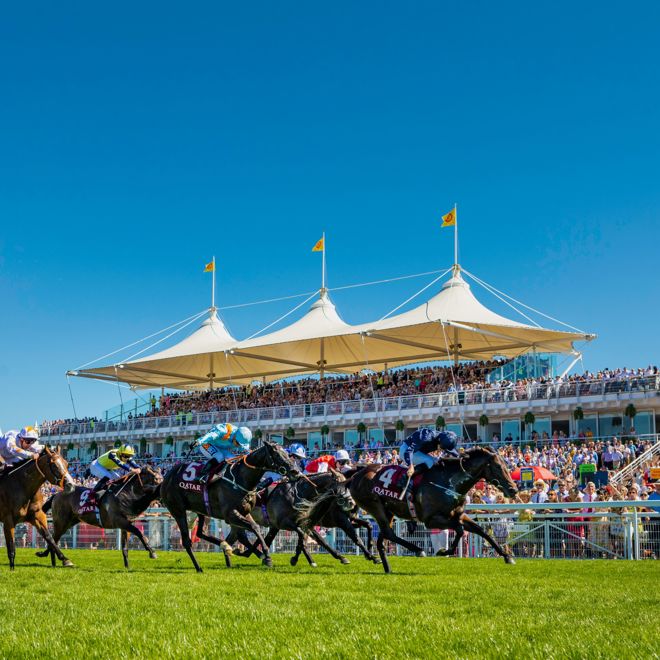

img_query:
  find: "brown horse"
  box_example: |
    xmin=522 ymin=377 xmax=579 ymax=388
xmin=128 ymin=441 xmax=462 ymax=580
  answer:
xmin=36 ymin=466 xmax=163 ymax=569
xmin=299 ymin=447 xmax=519 ymax=573
xmin=0 ymin=447 xmax=76 ymax=570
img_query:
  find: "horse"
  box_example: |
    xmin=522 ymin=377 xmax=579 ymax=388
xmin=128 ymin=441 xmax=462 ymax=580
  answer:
xmin=0 ymin=446 xmax=76 ymax=570
xmin=299 ymin=447 xmax=519 ymax=573
xmin=36 ymin=465 xmax=163 ymax=569
xmin=159 ymin=440 xmax=301 ymax=572
xmin=231 ymin=470 xmax=371 ymax=567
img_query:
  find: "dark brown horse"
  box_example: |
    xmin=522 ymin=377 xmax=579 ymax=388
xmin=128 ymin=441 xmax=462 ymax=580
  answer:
xmin=36 ymin=466 xmax=163 ymax=568
xmin=232 ymin=470 xmax=367 ymax=567
xmin=160 ymin=441 xmax=301 ymax=572
xmin=0 ymin=447 xmax=76 ymax=570
xmin=299 ymin=447 xmax=519 ymax=573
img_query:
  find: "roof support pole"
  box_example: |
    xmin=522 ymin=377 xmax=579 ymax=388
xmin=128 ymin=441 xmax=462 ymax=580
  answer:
xmin=319 ymin=337 xmax=325 ymax=378
xmin=209 ymin=353 xmax=214 ymax=390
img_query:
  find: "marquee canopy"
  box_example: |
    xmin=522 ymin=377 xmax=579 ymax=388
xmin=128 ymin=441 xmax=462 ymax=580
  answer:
xmin=71 ymin=267 xmax=595 ymax=390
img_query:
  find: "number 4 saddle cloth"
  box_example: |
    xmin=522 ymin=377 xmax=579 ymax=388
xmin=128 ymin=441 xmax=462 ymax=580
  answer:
xmin=371 ymin=465 xmax=424 ymax=500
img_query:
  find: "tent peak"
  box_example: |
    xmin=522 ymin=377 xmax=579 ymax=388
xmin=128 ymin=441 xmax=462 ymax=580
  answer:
xmin=441 ymin=267 xmax=470 ymax=291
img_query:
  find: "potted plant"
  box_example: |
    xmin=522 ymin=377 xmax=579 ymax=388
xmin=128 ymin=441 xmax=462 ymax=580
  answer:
xmin=66 ymin=442 xmax=75 ymax=451
xmin=286 ymin=427 xmax=296 ymax=441
xmin=395 ymin=419 xmax=405 ymax=441
xmin=479 ymin=414 xmax=489 ymax=427
xmin=254 ymin=429 xmax=263 ymax=441
xmin=114 ymin=440 xmax=122 ymax=448
xmin=165 ymin=435 xmax=174 ymax=446
xmin=89 ymin=441 xmax=97 ymax=456
xmin=357 ymin=422 xmax=367 ymax=445
xmin=320 ymin=424 xmax=330 ymax=449
xmin=435 ymin=415 xmax=446 ymax=430
xmin=624 ymin=403 xmax=637 ymax=429
xmin=523 ymin=412 xmax=535 ymax=440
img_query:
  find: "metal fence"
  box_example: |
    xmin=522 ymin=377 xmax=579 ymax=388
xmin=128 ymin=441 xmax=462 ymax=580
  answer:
xmin=4 ymin=502 xmax=658 ymax=561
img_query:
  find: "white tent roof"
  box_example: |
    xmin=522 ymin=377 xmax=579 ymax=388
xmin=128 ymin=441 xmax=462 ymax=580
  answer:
xmin=74 ymin=268 xmax=595 ymax=389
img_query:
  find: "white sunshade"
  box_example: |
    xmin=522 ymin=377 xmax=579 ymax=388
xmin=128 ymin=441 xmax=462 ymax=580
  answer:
xmin=74 ymin=269 xmax=595 ymax=389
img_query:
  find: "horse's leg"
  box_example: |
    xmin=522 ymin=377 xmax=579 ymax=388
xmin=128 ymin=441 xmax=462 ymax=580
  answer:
xmin=196 ymin=515 xmax=233 ymax=567
xmin=353 ymin=517 xmax=378 ymax=560
xmin=172 ymin=511 xmax=203 ymax=573
xmin=28 ymin=509 xmax=74 ymax=568
xmin=337 ymin=516 xmax=378 ymax=563
xmin=120 ymin=529 xmax=130 ymax=569
xmin=425 ymin=516 xmax=464 ymax=557
xmin=308 ymin=527 xmax=348 ymax=564
xmin=226 ymin=511 xmax=273 ymax=567
xmin=3 ymin=520 xmax=16 ymax=570
xmin=233 ymin=528 xmax=265 ymax=560
xmin=119 ymin=520 xmax=157 ymax=560
xmin=461 ymin=515 xmax=515 ymax=565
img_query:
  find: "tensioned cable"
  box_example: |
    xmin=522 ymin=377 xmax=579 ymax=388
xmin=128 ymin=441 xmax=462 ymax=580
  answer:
xmin=121 ymin=311 xmax=210 ymax=363
xmin=462 ymin=268 xmax=586 ymax=333
xmin=379 ymin=268 xmax=453 ymax=321
xmin=75 ymin=309 xmax=208 ymax=370
xmin=216 ymin=268 xmax=452 ymax=311
xmin=461 ymin=270 xmax=541 ymax=328
xmin=245 ymin=290 xmax=319 ymax=341
xmin=439 ymin=321 xmax=471 ymax=442
xmin=66 ymin=375 xmax=78 ymax=419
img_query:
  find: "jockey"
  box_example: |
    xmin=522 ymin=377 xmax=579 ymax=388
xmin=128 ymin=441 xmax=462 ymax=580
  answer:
xmin=190 ymin=422 xmax=252 ymax=484
xmin=0 ymin=427 xmax=43 ymax=467
xmin=305 ymin=449 xmax=351 ymax=474
xmin=90 ymin=444 xmax=140 ymax=491
xmin=259 ymin=443 xmax=306 ymax=490
xmin=400 ymin=428 xmax=459 ymax=471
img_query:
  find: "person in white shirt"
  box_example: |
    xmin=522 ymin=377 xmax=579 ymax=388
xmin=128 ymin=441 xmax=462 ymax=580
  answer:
xmin=531 ymin=479 xmax=548 ymax=503
xmin=0 ymin=427 xmax=43 ymax=466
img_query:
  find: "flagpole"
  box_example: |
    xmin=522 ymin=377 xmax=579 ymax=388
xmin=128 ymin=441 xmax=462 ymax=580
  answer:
xmin=211 ymin=255 xmax=216 ymax=310
xmin=321 ymin=231 xmax=326 ymax=292
xmin=453 ymin=203 xmax=458 ymax=269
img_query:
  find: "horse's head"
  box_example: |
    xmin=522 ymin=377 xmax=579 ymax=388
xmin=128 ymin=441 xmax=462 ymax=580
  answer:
xmin=332 ymin=480 xmax=356 ymax=512
xmin=476 ymin=447 xmax=518 ymax=498
xmin=38 ymin=446 xmax=76 ymax=494
xmin=140 ymin=465 xmax=163 ymax=494
xmin=257 ymin=440 xmax=302 ymax=480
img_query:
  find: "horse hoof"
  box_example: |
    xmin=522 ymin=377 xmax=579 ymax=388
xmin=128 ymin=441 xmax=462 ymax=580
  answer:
xmin=340 ymin=557 xmax=351 ymax=565
xmin=372 ymin=558 xmax=382 ymax=565
xmin=196 ymin=567 xmax=204 ymax=573
xmin=290 ymin=557 xmax=298 ymax=566
xmin=310 ymin=562 xmax=318 ymax=568
xmin=149 ymin=552 xmax=158 ymax=560
xmin=62 ymin=560 xmax=75 ymax=568
xmin=505 ymin=556 xmax=516 ymax=565
xmin=35 ymin=550 xmax=49 ymax=558
xmin=262 ymin=558 xmax=273 ymax=568
xmin=417 ymin=551 xmax=426 ymax=558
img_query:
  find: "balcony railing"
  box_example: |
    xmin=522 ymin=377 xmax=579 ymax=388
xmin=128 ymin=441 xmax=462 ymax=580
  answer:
xmin=42 ymin=374 xmax=660 ymax=438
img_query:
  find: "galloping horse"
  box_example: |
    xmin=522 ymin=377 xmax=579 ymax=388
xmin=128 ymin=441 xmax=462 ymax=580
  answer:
xmin=300 ymin=447 xmax=519 ymax=573
xmin=234 ymin=470 xmax=363 ymax=567
xmin=0 ymin=447 xmax=76 ymax=569
xmin=37 ymin=465 xmax=163 ymax=568
xmin=160 ymin=441 xmax=301 ymax=572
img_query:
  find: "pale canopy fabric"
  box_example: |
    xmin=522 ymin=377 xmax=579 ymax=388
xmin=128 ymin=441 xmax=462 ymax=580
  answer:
xmin=73 ymin=270 xmax=595 ymax=390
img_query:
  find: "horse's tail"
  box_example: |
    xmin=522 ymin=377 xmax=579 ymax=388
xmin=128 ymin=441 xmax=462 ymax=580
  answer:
xmin=295 ymin=490 xmax=338 ymax=530
xmin=41 ymin=494 xmax=55 ymax=514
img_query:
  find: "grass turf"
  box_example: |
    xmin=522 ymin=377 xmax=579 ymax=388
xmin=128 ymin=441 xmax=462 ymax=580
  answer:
xmin=0 ymin=549 xmax=656 ymax=659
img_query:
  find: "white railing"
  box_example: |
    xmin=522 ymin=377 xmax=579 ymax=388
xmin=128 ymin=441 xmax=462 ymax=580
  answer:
xmin=5 ymin=501 xmax=657 ymax=561
xmin=610 ymin=439 xmax=660 ymax=485
xmin=42 ymin=374 xmax=660 ymax=439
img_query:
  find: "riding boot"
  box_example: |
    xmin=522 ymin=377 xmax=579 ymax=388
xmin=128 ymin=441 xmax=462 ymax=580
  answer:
xmin=93 ymin=477 xmax=109 ymax=499
xmin=198 ymin=458 xmax=220 ymax=484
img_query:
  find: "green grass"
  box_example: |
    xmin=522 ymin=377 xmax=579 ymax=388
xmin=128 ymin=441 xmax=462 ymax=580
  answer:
xmin=0 ymin=550 xmax=656 ymax=659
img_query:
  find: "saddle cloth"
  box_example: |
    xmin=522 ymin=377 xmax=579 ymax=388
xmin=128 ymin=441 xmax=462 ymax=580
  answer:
xmin=371 ymin=465 xmax=423 ymax=500
xmin=77 ymin=489 xmax=100 ymax=516
xmin=177 ymin=461 xmax=225 ymax=493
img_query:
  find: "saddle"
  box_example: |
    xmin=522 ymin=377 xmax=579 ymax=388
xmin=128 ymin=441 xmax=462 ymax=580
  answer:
xmin=255 ymin=481 xmax=280 ymax=507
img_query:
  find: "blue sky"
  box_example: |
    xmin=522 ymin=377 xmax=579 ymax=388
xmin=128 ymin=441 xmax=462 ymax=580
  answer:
xmin=1 ymin=2 xmax=659 ymax=429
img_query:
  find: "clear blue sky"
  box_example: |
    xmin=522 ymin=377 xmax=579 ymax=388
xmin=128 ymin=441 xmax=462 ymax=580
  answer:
xmin=1 ymin=2 xmax=659 ymax=429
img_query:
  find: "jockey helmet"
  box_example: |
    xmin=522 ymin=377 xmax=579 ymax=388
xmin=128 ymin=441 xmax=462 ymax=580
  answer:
xmin=335 ymin=449 xmax=350 ymax=463
xmin=287 ymin=443 xmax=306 ymax=459
xmin=233 ymin=427 xmax=253 ymax=450
xmin=118 ymin=444 xmax=135 ymax=457
xmin=438 ymin=431 xmax=459 ymax=456
xmin=18 ymin=426 xmax=39 ymax=444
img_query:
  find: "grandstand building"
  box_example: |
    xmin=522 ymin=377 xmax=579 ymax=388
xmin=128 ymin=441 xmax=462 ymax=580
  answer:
xmin=51 ymin=265 xmax=658 ymax=457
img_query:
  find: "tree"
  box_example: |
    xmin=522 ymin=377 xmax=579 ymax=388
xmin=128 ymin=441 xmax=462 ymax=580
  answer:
xmin=478 ymin=414 xmax=489 ymax=427
xmin=66 ymin=442 xmax=75 ymax=451
xmin=357 ymin=422 xmax=367 ymax=444
xmin=523 ymin=412 xmax=535 ymax=440
xmin=165 ymin=435 xmax=174 ymax=445
xmin=89 ymin=441 xmax=97 ymax=456
xmin=139 ymin=438 xmax=147 ymax=453
xmin=254 ymin=429 xmax=263 ymax=441
xmin=573 ymin=406 xmax=584 ymax=422
xmin=286 ymin=427 xmax=296 ymax=440
xmin=435 ymin=415 xmax=446 ymax=430
xmin=395 ymin=419 xmax=405 ymax=441
xmin=320 ymin=424 xmax=330 ymax=449
xmin=624 ymin=403 xmax=637 ymax=423
xmin=114 ymin=440 xmax=122 ymax=448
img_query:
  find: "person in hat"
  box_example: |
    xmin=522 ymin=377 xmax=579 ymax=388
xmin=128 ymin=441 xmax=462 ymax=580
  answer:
xmin=0 ymin=426 xmax=43 ymax=467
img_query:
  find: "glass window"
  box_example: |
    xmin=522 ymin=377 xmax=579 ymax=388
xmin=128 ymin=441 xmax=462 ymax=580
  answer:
xmin=307 ymin=431 xmax=323 ymax=452
xmin=502 ymin=419 xmax=521 ymax=444
xmin=344 ymin=430 xmax=359 ymax=449
xmin=627 ymin=411 xmax=652 ymax=436
xmin=367 ymin=428 xmax=385 ymax=448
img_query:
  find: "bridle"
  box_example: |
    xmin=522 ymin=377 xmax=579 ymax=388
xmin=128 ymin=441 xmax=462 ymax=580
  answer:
xmin=34 ymin=452 xmax=69 ymax=490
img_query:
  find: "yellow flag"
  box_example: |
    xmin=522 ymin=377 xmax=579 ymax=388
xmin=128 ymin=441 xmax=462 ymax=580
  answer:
xmin=204 ymin=260 xmax=215 ymax=273
xmin=441 ymin=208 xmax=456 ymax=228
xmin=312 ymin=237 xmax=324 ymax=252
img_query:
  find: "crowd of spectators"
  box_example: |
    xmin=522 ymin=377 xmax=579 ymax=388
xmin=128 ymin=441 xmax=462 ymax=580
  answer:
xmin=39 ymin=363 xmax=658 ymax=434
